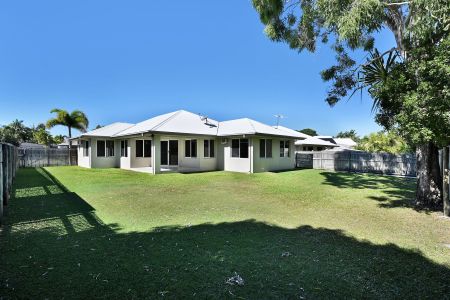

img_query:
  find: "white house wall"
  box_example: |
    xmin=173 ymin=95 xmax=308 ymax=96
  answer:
xmin=77 ymin=139 xmax=91 ymax=168
xmin=90 ymin=138 xmax=120 ymax=168
xmin=223 ymin=137 xmax=253 ymax=173
xmin=128 ymin=137 xmax=152 ymax=169
xmin=252 ymin=137 xmax=295 ymax=172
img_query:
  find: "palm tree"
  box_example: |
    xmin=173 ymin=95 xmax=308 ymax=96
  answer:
xmin=46 ymin=109 xmax=89 ymax=149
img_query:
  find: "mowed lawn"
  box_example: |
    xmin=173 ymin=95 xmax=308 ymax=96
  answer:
xmin=1 ymin=167 xmax=450 ymax=299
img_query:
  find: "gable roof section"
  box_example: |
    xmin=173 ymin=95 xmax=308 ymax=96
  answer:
xmin=295 ymin=136 xmax=338 ymax=147
xmin=334 ymin=138 xmax=357 ymax=147
xmin=273 ymin=125 xmax=311 ymax=139
xmin=114 ymin=110 xmax=219 ymax=137
xmin=217 ymin=118 xmax=301 ymax=138
xmin=81 ymin=122 xmax=135 ymax=137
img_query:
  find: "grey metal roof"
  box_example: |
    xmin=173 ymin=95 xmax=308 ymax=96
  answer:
xmin=114 ymin=110 xmax=219 ymax=137
xmin=78 ymin=110 xmax=303 ymax=139
xmin=217 ymin=118 xmax=302 ymax=138
xmin=81 ymin=122 xmax=135 ymax=137
xmin=295 ymin=136 xmax=339 ymax=147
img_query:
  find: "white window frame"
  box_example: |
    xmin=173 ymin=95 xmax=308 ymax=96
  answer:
xmin=135 ymin=139 xmax=151 ymax=158
xmin=97 ymin=140 xmax=115 ymax=158
xmin=185 ymin=139 xmax=197 ymax=158
xmin=83 ymin=140 xmax=89 ymax=157
xmin=203 ymin=139 xmax=215 ymax=158
xmin=120 ymin=140 xmax=128 ymax=157
xmin=231 ymin=138 xmax=249 ymax=158
xmin=280 ymin=140 xmax=290 ymax=158
xmin=259 ymin=139 xmax=272 ymax=158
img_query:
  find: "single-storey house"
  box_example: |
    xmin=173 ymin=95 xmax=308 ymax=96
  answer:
xmin=74 ymin=110 xmax=305 ymax=174
xmin=295 ymin=136 xmax=339 ymax=152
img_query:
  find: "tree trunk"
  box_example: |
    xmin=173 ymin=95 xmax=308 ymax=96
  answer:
xmin=415 ymin=142 xmax=442 ymax=208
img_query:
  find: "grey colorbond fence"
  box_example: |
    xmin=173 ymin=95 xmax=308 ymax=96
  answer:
xmin=296 ymin=150 xmax=416 ymax=177
xmin=18 ymin=148 xmax=78 ymax=168
xmin=1 ymin=143 xmax=19 ymax=224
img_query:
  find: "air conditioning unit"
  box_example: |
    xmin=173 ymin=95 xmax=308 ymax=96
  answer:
xmin=221 ymin=138 xmax=228 ymax=145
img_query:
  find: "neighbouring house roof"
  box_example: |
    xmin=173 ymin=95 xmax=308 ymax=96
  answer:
xmin=273 ymin=126 xmax=311 ymax=139
xmin=19 ymin=142 xmax=47 ymax=149
xmin=114 ymin=110 xmax=219 ymax=137
xmin=217 ymin=118 xmax=303 ymax=138
xmin=80 ymin=122 xmax=135 ymax=137
xmin=334 ymin=138 xmax=357 ymax=147
xmin=295 ymin=136 xmax=338 ymax=147
xmin=58 ymin=137 xmax=78 ymax=146
xmin=77 ymin=110 xmax=303 ymax=139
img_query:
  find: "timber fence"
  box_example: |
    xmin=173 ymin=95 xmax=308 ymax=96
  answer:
xmin=296 ymin=150 xmax=416 ymax=177
xmin=18 ymin=148 xmax=78 ymax=167
xmin=0 ymin=143 xmax=19 ymax=224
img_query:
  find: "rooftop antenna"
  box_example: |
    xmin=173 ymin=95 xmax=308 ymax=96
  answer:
xmin=274 ymin=114 xmax=285 ymax=129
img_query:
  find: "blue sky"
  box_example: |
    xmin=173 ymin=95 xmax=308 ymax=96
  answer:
xmin=0 ymin=0 xmax=395 ymax=137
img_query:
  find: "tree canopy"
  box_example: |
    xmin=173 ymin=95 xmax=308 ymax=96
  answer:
xmin=335 ymin=129 xmax=360 ymax=142
xmin=298 ymin=128 xmax=318 ymax=136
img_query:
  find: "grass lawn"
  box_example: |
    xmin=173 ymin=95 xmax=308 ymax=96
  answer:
xmin=1 ymin=167 xmax=449 ymax=299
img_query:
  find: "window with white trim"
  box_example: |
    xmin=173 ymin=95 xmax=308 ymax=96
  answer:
xmin=231 ymin=138 xmax=249 ymax=158
xmin=280 ymin=140 xmax=290 ymax=157
xmin=97 ymin=140 xmax=114 ymax=157
xmin=203 ymin=139 xmax=215 ymax=158
xmin=136 ymin=140 xmax=151 ymax=157
xmin=185 ymin=139 xmax=197 ymax=158
xmin=83 ymin=140 xmax=89 ymax=157
xmin=120 ymin=140 xmax=128 ymax=157
xmin=259 ymin=139 xmax=272 ymax=158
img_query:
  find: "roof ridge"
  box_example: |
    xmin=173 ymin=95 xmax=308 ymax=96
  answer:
xmin=246 ymin=118 xmax=257 ymax=133
xmin=150 ymin=110 xmax=183 ymax=131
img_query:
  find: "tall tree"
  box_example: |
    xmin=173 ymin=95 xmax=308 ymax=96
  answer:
xmin=252 ymin=0 xmax=450 ymax=209
xmin=356 ymin=131 xmax=410 ymax=154
xmin=335 ymin=129 xmax=360 ymax=142
xmin=298 ymin=128 xmax=318 ymax=136
xmin=46 ymin=109 xmax=89 ymax=140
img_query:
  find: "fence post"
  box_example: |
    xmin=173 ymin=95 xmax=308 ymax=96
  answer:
xmin=0 ymin=145 xmax=3 ymax=225
xmin=443 ymin=146 xmax=449 ymax=217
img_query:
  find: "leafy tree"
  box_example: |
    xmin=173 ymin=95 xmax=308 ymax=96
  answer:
xmin=356 ymin=131 xmax=411 ymax=154
xmin=46 ymin=109 xmax=89 ymax=140
xmin=53 ymin=135 xmax=66 ymax=144
xmin=335 ymin=130 xmax=360 ymax=142
xmin=0 ymin=119 xmax=33 ymax=146
xmin=33 ymin=127 xmax=55 ymax=145
xmin=298 ymin=128 xmax=318 ymax=136
xmin=252 ymin=0 xmax=450 ymax=209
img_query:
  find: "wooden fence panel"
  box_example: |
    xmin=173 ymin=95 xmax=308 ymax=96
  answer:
xmin=296 ymin=150 xmax=416 ymax=177
xmin=0 ymin=143 xmax=19 ymax=225
xmin=18 ymin=148 xmax=78 ymax=167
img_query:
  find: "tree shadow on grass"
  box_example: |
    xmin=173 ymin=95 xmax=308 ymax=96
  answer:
xmin=318 ymin=171 xmax=428 ymax=211
xmin=1 ymin=168 xmax=449 ymax=299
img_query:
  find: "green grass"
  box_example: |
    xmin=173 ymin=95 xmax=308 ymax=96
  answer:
xmin=1 ymin=167 xmax=449 ymax=299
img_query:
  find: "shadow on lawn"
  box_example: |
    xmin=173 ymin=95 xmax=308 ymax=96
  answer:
xmin=1 ymin=168 xmax=449 ymax=299
xmin=319 ymin=171 xmax=422 ymax=210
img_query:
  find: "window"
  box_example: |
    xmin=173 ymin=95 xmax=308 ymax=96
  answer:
xmin=231 ymin=138 xmax=249 ymax=158
xmin=259 ymin=139 xmax=272 ymax=158
xmin=144 ymin=140 xmax=152 ymax=157
xmin=317 ymin=146 xmax=323 ymax=151
xmin=106 ymin=141 xmax=114 ymax=157
xmin=83 ymin=140 xmax=89 ymax=157
xmin=185 ymin=139 xmax=197 ymax=158
xmin=97 ymin=140 xmax=114 ymax=157
xmin=120 ymin=140 xmax=128 ymax=157
xmin=136 ymin=140 xmax=143 ymax=157
xmin=136 ymin=140 xmax=151 ymax=157
xmin=97 ymin=140 xmax=105 ymax=157
xmin=280 ymin=140 xmax=290 ymax=157
xmin=307 ymin=146 xmax=313 ymax=151
xmin=204 ymin=139 xmax=215 ymax=158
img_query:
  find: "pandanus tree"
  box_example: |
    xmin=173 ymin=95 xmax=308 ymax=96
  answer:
xmin=252 ymin=0 xmax=450 ymax=211
xmin=46 ymin=109 xmax=89 ymax=145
